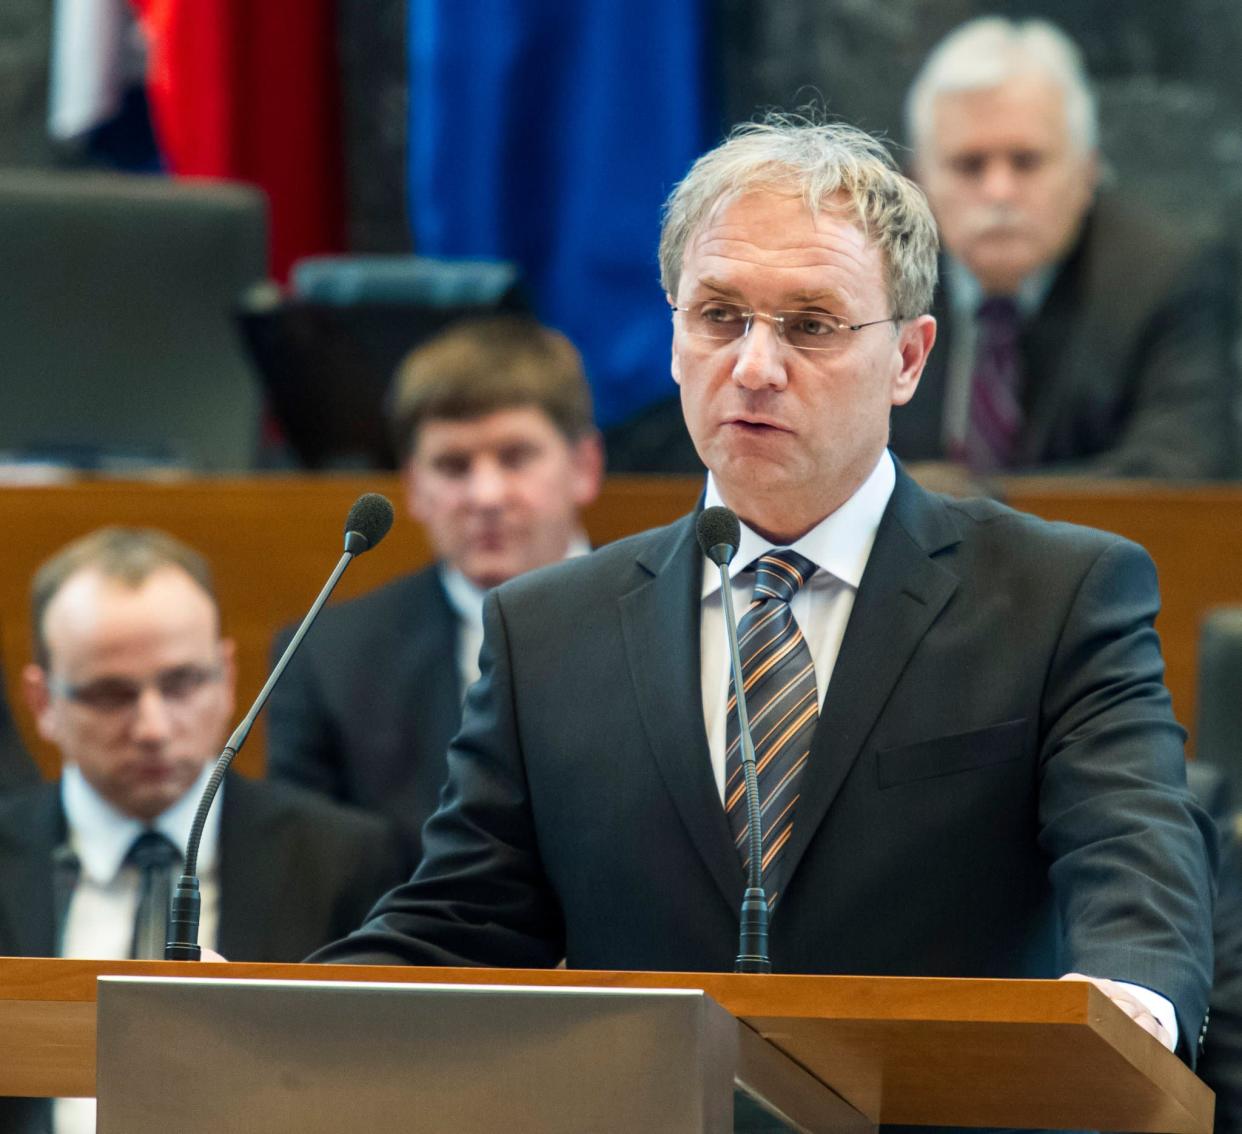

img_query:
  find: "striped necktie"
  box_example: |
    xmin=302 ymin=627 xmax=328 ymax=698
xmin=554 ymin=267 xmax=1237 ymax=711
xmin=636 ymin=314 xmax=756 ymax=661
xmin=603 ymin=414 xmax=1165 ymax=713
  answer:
xmin=724 ymin=550 xmax=819 ymax=909
xmin=126 ymin=829 xmax=180 ymax=960
xmin=962 ymin=295 xmax=1023 ymax=472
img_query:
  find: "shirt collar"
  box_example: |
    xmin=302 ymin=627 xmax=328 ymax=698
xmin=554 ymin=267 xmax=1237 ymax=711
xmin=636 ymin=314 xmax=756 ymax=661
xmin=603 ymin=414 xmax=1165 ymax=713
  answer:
xmin=439 ymin=565 xmax=487 ymax=627
xmin=61 ymin=761 xmax=222 ymax=885
xmin=439 ymin=532 xmax=592 ymax=620
xmin=701 ymin=449 xmax=895 ymax=597
xmin=946 ymin=255 xmax=1056 ymax=318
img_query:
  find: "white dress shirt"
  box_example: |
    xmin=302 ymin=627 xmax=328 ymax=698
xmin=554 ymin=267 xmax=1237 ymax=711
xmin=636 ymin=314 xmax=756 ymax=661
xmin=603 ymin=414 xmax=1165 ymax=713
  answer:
xmin=55 ymin=762 xmax=222 ymax=1134
xmin=699 ymin=451 xmax=894 ymax=800
xmin=696 ymin=449 xmax=1178 ymax=1050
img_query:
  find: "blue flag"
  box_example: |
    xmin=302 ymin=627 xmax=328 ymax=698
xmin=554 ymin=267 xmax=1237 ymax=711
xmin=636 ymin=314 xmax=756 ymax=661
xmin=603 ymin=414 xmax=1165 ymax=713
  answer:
xmin=409 ymin=1 xmax=713 ymax=427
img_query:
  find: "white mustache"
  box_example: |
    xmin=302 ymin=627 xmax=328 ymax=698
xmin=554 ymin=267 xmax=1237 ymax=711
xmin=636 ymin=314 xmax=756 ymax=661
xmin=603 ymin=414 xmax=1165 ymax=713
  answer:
xmin=960 ymin=204 xmax=1032 ymax=240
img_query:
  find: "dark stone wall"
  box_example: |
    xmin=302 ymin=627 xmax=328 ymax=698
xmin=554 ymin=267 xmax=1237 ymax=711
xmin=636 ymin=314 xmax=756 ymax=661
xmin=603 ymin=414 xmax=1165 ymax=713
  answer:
xmin=717 ymin=0 xmax=1242 ymax=240
xmin=0 ymin=0 xmax=57 ymax=168
xmin=337 ymin=0 xmax=409 ymax=252
xmin=3 ymin=2 xmax=1241 ymax=248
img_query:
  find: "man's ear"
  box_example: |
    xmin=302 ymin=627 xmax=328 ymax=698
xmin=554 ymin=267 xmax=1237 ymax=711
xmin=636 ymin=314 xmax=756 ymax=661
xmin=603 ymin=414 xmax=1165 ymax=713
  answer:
xmin=217 ymin=638 xmax=238 ymax=721
xmin=1083 ymin=148 xmax=1101 ymax=196
xmin=401 ymin=455 xmax=427 ymax=524
xmin=21 ymin=663 xmax=57 ymax=745
xmin=891 ymin=315 xmax=937 ymax=408
xmin=570 ymin=431 xmax=605 ymax=508
xmin=668 ymin=295 xmax=683 ymax=387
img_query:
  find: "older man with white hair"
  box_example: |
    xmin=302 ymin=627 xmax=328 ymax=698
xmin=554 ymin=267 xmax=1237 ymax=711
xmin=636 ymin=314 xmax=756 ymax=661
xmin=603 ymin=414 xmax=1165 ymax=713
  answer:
xmin=892 ymin=16 xmax=1237 ymax=478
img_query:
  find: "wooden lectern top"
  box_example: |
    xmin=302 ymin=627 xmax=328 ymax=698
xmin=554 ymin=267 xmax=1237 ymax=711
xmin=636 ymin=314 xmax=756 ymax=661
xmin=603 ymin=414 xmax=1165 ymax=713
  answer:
xmin=0 ymin=957 xmax=1212 ymax=1132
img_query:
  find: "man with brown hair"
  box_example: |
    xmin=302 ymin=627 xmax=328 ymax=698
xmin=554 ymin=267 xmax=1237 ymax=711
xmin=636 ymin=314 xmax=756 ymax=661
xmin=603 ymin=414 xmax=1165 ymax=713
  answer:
xmin=266 ymin=314 xmax=604 ymax=857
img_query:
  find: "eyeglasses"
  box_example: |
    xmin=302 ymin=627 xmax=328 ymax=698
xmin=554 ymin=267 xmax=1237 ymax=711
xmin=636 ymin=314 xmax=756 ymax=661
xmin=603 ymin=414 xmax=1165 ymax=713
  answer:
xmin=49 ymin=664 xmax=223 ymax=714
xmin=672 ymin=300 xmax=897 ymax=353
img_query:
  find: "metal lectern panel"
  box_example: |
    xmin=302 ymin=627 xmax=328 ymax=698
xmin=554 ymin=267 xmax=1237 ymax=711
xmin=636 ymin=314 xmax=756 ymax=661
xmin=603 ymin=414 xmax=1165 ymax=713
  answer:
xmin=98 ymin=977 xmax=745 ymax=1133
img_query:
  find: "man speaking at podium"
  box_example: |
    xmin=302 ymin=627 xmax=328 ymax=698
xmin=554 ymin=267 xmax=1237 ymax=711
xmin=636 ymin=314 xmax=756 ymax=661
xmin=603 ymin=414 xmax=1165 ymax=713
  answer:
xmin=314 ymin=115 xmax=1215 ymax=1065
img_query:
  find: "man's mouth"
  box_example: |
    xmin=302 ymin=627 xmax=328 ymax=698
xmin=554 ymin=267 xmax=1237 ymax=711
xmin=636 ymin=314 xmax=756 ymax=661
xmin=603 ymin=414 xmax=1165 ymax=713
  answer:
xmin=726 ymin=416 xmax=790 ymax=433
xmin=469 ymin=530 xmax=511 ymax=551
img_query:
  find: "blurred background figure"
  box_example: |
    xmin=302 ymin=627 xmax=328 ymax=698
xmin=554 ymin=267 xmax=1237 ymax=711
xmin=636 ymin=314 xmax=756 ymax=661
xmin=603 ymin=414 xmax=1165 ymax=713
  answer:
xmin=2 ymin=527 xmax=405 ymax=961
xmin=0 ymin=527 xmax=407 ymax=1131
xmin=265 ymin=315 xmax=603 ymax=857
xmin=892 ymin=15 xmax=1238 ymax=479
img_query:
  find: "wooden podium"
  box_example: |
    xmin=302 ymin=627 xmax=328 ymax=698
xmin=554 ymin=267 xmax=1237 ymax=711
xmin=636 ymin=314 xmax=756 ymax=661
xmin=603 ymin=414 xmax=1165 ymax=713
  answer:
xmin=0 ymin=957 xmax=1213 ymax=1132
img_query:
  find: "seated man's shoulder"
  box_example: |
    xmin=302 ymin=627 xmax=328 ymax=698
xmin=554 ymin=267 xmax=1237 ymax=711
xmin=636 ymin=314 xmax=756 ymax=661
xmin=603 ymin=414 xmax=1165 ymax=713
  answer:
xmin=0 ymin=779 xmax=57 ymax=839
xmin=229 ymin=773 xmax=400 ymax=847
xmin=1090 ymin=191 xmax=1232 ymax=289
xmin=276 ymin=564 xmax=445 ymax=652
xmin=496 ymin=518 xmax=692 ymax=604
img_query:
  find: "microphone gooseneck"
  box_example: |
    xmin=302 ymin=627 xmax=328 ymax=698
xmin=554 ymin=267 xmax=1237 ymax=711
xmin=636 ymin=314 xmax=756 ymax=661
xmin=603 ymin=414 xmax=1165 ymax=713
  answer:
xmin=696 ymin=506 xmax=771 ymax=974
xmin=165 ymin=493 xmax=396 ymax=960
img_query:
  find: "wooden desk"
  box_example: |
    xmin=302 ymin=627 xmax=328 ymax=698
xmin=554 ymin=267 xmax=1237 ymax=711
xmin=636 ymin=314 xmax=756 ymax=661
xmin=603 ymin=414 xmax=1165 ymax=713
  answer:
xmin=0 ymin=957 xmax=1212 ymax=1131
xmin=0 ymin=474 xmax=1235 ymax=778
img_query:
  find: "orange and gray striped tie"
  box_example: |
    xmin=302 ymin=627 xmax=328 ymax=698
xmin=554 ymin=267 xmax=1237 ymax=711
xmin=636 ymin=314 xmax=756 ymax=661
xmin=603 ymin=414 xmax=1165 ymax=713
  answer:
xmin=724 ymin=549 xmax=818 ymax=909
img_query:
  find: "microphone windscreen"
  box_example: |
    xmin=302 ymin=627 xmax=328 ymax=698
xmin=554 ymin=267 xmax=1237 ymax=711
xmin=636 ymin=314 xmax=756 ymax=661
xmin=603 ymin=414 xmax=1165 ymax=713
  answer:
xmin=696 ymin=506 xmax=741 ymax=566
xmin=344 ymin=493 xmax=395 ymax=553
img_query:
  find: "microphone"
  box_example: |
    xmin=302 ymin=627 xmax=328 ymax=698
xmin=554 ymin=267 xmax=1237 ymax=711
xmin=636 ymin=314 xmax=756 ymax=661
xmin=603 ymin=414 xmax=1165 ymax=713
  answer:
xmin=695 ymin=506 xmax=771 ymax=975
xmin=164 ymin=493 xmax=395 ymax=960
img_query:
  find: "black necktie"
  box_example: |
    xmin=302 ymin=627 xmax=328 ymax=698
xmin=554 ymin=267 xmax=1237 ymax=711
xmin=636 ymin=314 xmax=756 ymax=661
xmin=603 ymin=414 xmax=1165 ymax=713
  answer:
xmin=126 ymin=830 xmax=180 ymax=960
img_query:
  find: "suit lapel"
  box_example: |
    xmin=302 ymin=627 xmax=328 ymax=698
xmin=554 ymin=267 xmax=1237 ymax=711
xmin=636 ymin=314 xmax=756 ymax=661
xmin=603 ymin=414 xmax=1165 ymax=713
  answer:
xmin=618 ymin=516 xmax=742 ymax=912
xmin=0 ymin=785 xmax=61 ymax=956
xmin=780 ymin=469 xmax=962 ymax=889
xmin=392 ymin=573 xmax=462 ymax=788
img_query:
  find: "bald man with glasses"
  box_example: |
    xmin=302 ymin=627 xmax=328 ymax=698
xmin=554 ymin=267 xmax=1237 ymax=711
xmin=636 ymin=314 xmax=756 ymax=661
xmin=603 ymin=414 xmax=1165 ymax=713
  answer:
xmin=0 ymin=527 xmax=408 ymax=1134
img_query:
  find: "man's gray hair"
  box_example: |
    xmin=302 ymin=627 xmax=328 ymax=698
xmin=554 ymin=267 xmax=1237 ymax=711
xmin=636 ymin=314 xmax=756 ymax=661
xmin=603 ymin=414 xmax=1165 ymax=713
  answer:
xmin=658 ymin=114 xmax=940 ymax=321
xmin=905 ymin=17 xmax=1098 ymax=156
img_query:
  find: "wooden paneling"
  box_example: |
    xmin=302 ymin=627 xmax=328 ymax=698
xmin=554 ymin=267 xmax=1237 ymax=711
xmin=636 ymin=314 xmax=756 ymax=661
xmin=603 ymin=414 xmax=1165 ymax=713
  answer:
xmin=0 ymin=475 xmax=1235 ymax=779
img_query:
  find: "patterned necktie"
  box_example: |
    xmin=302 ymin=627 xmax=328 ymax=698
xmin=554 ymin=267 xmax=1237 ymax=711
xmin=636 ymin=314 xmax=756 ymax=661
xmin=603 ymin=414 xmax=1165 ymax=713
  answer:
xmin=962 ymin=296 xmax=1023 ymax=472
xmin=126 ymin=829 xmax=180 ymax=960
xmin=724 ymin=550 xmax=819 ymax=908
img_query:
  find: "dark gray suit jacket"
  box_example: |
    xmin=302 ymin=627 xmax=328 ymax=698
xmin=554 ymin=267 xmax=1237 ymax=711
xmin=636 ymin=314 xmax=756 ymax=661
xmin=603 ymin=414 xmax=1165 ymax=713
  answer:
xmin=314 ymin=464 xmax=1215 ymax=1066
xmin=890 ymin=193 xmax=1239 ymax=478
xmin=265 ymin=566 xmax=462 ymax=859
xmin=0 ymin=774 xmax=408 ymax=1133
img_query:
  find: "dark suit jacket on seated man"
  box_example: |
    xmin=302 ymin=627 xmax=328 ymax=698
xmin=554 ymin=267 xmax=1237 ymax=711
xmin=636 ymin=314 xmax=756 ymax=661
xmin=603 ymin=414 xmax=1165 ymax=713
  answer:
xmin=0 ymin=672 xmax=39 ymax=794
xmin=5 ymin=527 xmax=407 ymax=1134
xmin=266 ymin=315 xmax=603 ymax=859
xmin=312 ymin=114 xmax=1216 ymax=1069
xmin=1185 ymin=760 xmax=1242 ymax=1133
xmin=890 ymin=16 xmax=1237 ymax=478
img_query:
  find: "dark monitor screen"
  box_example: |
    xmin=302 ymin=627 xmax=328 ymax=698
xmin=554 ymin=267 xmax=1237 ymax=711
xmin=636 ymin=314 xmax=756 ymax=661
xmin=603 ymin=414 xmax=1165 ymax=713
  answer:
xmin=239 ymin=290 xmax=527 ymax=470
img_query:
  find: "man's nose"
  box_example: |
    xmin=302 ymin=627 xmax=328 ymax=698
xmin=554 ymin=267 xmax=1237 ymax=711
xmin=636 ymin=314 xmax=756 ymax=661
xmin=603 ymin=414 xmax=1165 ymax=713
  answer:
xmin=131 ymin=685 xmax=173 ymax=742
xmin=731 ymin=316 xmax=789 ymax=391
xmin=465 ymin=460 xmax=508 ymax=506
xmin=979 ymin=157 xmax=1019 ymax=203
